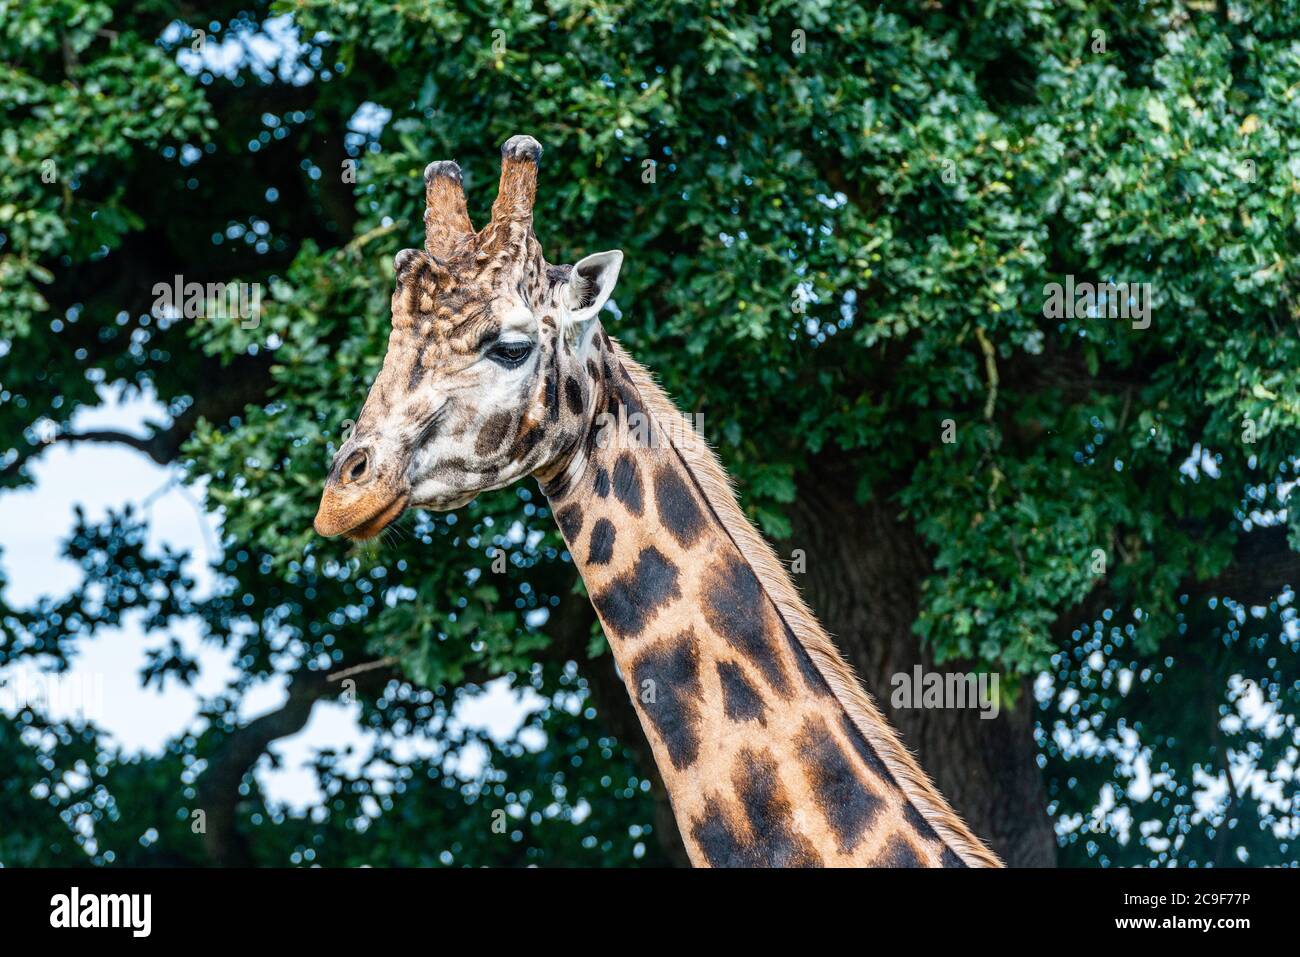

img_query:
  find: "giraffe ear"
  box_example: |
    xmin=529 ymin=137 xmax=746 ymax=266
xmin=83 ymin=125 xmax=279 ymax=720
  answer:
xmin=564 ymin=250 xmax=623 ymax=323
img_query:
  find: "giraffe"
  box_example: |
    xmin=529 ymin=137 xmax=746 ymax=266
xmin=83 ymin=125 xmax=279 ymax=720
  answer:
xmin=313 ymin=134 xmax=1002 ymax=868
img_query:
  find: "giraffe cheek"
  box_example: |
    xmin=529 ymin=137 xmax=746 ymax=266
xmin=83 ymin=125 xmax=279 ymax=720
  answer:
xmin=476 ymin=411 xmax=515 ymax=456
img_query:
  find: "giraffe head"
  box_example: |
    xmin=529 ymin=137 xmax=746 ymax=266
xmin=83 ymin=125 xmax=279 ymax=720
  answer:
xmin=313 ymin=135 xmax=623 ymax=540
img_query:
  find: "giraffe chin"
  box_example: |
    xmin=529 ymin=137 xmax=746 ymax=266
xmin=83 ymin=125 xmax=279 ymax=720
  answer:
xmin=338 ymin=493 xmax=410 ymax=541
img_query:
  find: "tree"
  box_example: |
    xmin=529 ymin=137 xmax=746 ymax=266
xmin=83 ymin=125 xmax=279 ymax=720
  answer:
xmin=2 ymin=0 xmax=1298 ymax=867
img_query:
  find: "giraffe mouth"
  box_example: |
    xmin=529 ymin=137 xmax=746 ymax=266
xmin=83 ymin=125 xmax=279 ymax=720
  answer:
xmin=314 ymin=486 xmax=410 ymax=541
xmin=339 ymin=492 xmax=410 ymax=541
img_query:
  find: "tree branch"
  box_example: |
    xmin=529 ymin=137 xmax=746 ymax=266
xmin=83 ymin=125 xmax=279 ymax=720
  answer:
xmin=1053 ymin=523 xmax=1300 ymax=648
xmin=2 ymin=352 xmax=275 ymax=483
xmin=195 ymin=663 xmax=398 ymax=867
xmin=1194 ymin=524 xmax=1300 ymax=608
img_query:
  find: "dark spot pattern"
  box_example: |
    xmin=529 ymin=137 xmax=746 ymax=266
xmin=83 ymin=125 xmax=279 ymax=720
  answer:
xmin=435 ymin=456 xmax=480 ymax=479
xmin=717 ymin=661 xmax=766 ymax=724
xmin=587 ymin=518 xmax=616 ymax=565
xmin=544 ymin=373 xmax=559 ymax=422
xmin=581 ymin=419 xmax=600 ymax=460
xmin=564 ymin=376 xmax=583 ymax=415
xmin=591 ymin=546 xmax=680 ymax=640
xmin=618 ymin=372 xmax=645 ymax=420
xmin=653 ymin=465 xmax=705 ymax=549
xmin=408 ymin=344 xmax=428 ymax=390
xmin=476 ymin=411 xmax=514 ymax=455
xmin=592 ymin=467 xmax=610 ymax=498
xmin=701 ymin=554 xmax=790 ymax=696
xmin=619 ymin=382 xmax=652 ymax=445
xmin=690 ymin=808 xmax=749 ymax=869
xmin=784 ymin=625 xmax=833 ymax=697
xmin=874 ymin=836 xmax=923 ymax=868
xmin=555 ymin=503 xmax=583 ymax=542
xmin=796 ymin=715 xmax=883 ymax=852
xmin=631 ymin=634 xmax=702 ymax=770
xmin=612 ymin=453 xmax=643 ymax=516
xmin=940 ymin=848 xmax=967 ymax=868
xmin=513 ymin=424 xmax=543 ymax=457
xmin=551 ymin=429 xmax=577 ymax=463
xmin=690 ymin=750 xmax=821 ymax=868
xmin=735 ymin=751 xmax=823 ymax=866
xmin=903 ymin=802 xmax=939 ymax=843
xmin=839 ymin=715 xmax=898 ymax=790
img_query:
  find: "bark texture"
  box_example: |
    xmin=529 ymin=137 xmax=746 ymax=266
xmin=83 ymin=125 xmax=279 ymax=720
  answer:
xmin=786 ymin=465 xmax=1058 ymax=868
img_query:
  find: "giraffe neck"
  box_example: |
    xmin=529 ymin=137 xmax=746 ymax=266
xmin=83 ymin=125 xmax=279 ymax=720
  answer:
xmin=540 ymin=337 xmax=999 ymax=867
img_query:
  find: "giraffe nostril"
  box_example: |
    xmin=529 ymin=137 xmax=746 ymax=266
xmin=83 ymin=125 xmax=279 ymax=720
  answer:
xmin=340 ymin=449 xmax=370 ymax=486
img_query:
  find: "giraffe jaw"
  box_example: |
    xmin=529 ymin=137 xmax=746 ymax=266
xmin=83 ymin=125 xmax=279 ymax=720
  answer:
xmin=409 ymin=491 xmax=478 ymax=513
xmin=341 ymin=492 xmax=410 ymax=540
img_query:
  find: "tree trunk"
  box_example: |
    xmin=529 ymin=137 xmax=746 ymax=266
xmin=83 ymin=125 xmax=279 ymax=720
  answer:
xmin=786 ymin=466 xmax=1057 ymax=867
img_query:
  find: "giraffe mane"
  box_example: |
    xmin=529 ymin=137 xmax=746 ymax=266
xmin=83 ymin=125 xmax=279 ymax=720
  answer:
xmin=611 ymin=340 xmax=1005 ymax=868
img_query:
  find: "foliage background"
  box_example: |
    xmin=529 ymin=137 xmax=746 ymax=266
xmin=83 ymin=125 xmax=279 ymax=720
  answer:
xmin=2 ymin=0 xmax=1299 ymax=866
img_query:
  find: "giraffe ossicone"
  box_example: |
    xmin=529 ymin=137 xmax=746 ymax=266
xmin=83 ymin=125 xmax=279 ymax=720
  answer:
xmin=313 ymin=134 xmax=1002 ymax=868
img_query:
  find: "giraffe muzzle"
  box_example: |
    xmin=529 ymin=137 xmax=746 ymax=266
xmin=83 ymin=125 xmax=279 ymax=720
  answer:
xmin=313 ymin=485 xmax=410 ymax=540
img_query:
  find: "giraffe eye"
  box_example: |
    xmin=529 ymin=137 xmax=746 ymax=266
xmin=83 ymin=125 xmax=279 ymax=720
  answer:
xmin=490 ymin=341 xmax=533 ymax=367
